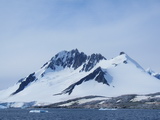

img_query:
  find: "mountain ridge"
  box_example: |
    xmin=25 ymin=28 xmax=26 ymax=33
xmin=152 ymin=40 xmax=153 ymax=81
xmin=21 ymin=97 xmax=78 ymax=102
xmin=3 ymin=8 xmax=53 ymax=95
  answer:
xmin=12 ymin=49 xmax=106 ymax=95
xmin=0 ymin=49 xmax=160 ymax=108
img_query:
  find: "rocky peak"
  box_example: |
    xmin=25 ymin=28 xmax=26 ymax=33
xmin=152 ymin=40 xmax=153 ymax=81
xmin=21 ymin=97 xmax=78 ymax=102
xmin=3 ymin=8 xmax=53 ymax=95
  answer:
xmin=119 ymin=51 xmax=126 ymax=55
xmin=81 ymin=53 xmax=106 ymax=72
xmin=44 ymin=49 xmax=106 ymax=72
xmin=46 ymin=49 xmax=88 ymax=70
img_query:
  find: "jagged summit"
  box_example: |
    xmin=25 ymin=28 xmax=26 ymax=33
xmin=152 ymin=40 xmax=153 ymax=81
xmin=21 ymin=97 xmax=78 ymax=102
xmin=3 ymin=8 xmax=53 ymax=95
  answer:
xmin=45 ymin=49 xmax=87 ymax=70
xmin=43 ymin=49 xmax=106 ymax=72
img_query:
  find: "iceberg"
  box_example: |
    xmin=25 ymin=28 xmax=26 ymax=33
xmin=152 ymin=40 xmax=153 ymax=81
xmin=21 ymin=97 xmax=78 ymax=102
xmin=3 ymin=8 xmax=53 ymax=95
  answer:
xmin=29 ymin=110 xmax=48 ymax=113
xmin=0 ymin=105 xmax=7 ymax=109
xmin=99 ymin=108 xmax=117 ymax=111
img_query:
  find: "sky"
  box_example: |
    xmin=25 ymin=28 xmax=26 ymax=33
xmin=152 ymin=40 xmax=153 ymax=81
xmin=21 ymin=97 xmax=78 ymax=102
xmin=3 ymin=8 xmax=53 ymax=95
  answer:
xmin=0 ymin=0 xmax=160 ymax=90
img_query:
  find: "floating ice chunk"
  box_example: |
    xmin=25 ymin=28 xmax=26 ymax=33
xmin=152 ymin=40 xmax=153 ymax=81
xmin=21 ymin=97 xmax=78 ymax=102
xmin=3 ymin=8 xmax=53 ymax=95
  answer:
xmin=99 ymin=108 xmax=117 ymax=111
xmin=29 ymin=110 xmax=48 ymax=113
xmin=0 ymin=105 xmax=7 ymax=109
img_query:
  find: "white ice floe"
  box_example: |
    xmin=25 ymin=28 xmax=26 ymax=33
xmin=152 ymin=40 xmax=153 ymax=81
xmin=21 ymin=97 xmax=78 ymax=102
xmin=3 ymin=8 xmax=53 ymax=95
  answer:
xmin=29 ymin=110 xmax=48 ymax=113
xmin=99 ymin=108 xmax=117 ymax=111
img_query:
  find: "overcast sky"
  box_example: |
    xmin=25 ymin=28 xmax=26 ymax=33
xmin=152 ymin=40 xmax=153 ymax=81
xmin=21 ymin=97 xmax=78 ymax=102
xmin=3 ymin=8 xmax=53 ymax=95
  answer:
xmin=0 ymin=0 xmax=160 ymax=90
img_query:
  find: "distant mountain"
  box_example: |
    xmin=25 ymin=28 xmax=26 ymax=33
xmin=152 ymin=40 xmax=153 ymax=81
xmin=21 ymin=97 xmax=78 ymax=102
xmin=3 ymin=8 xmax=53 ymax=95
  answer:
xmin=0 ymin=49 xmax=160 ymax=108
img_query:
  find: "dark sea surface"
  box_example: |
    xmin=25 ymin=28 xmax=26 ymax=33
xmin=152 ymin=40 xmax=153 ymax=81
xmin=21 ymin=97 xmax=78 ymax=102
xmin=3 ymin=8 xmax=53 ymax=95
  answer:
xmin=0 ymin=108 xmax=160 ymax=120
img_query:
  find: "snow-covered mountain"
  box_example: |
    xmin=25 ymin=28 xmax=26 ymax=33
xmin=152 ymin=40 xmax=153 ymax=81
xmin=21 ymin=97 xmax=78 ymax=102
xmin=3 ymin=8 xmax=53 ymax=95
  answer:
xmin=0 ymin=49 xmax=160 ymax=107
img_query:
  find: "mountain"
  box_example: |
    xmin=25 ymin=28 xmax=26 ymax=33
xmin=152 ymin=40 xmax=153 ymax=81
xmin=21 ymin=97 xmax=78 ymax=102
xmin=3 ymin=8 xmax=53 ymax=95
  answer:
xmin=0 ymin=49 xmax=160 ymax=108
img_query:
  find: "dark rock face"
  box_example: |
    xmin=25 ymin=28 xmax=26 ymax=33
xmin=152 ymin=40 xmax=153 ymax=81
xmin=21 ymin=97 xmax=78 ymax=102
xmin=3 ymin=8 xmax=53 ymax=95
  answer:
xmin=17 ymin=78 xmax=26 ymax=83
xmin=72 ymin=50 xmax=88 ymax=70
xmin=95 ymin=68 xmax=109 ymax=84
xmin=123 ymin=60 xmax=127 ymax=64
xmin=61 ymin=67 xmax=110 ymax=95
xmin=47 ymin=49 xmax=88 ymax=70
xmin=146 ymin=69 xmax=160 ymax=80
xmin=81 ymin=54 xmax=106 ymax=72
xmin=41 ymin=62 xmax=49 ymax=69
xmin=120 ymin=52 xmax=125 ymax=55
xmin=154 ymin=74 xmax=160 ymax=80
xmin=12 ymin=73 xmax=36 ymax=95
xmin=46 ymin=49 xmax=106 ymax=72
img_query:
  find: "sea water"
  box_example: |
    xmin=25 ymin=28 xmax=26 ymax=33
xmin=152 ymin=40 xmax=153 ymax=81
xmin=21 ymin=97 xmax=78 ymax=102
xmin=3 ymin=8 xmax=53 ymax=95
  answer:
xmin=0 ymin=108 xmax=160 ymax=120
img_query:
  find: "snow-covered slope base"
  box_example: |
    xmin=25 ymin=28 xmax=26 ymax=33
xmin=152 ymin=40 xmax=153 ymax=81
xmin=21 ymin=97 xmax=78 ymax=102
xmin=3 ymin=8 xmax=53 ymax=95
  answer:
xmin=0 ymin=49 xmax=160 ymax=108
xmin=43 ymin=93 xmax=160 ymax=109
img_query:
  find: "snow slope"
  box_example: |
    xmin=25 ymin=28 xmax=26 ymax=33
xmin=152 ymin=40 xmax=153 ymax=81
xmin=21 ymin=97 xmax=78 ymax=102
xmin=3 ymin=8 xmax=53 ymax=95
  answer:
xmin=0 ymin=49 xmax=160 ymax=107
